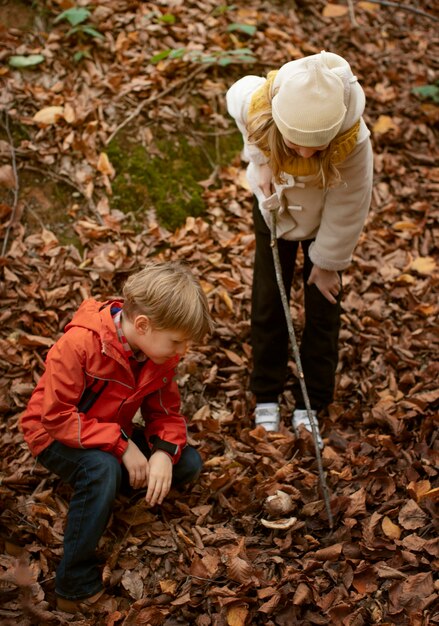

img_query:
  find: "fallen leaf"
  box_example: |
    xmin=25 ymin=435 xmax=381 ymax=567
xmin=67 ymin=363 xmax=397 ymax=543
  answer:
xmin=409 ymin=256 xmax=436 ymax=275
xmin=33 ymin=106 xmax=65 ymax=125
xmin=382 ymin=516 xmax=401 ymax=540
xmin=0 ymin=164 xmax=16 ymax=189
xmin=373 ymin=115 xmax=399 ymax=135
xmin=322 ymin=4 xmax=349 ymax=17
xmin=227 ymin=604 xmax=249 ymax=626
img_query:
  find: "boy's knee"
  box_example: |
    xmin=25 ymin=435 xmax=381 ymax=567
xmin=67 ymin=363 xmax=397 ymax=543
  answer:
xmin=173 ymin=446 xmax=202 ymax=486
xmin=79 ymin=451 xmax=122 ymax=498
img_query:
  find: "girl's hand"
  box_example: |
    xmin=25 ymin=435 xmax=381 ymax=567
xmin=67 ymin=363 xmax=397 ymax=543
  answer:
xmin=258 ymin=163 xmax=274 ymax=197
xmin=122 ymin=439 xmax=150 ymax=489
xmin=307 ymin=265 xmax=341 ymax=304
xmin=145 ymin=451 xmax=173 ymax=507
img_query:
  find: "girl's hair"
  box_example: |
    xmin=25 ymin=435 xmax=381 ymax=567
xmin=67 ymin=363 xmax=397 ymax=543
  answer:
xmin=122 ymin=260 xmax=213 ymax=343
xmin=247 ymin=96 xmax=341 ymax=188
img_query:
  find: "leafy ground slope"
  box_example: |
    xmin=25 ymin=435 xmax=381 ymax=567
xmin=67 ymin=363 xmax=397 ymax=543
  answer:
xmin=0 ymin=1 xmax=438 ymax=624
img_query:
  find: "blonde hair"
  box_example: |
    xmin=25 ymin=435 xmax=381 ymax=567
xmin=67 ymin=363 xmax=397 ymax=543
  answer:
xmin=247 ymin=97 xmax=341 ymax=188
xmin=122 ymin=260 xmax=213 ymax=343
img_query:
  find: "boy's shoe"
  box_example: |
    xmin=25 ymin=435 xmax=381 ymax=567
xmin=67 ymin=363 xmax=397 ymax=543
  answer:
xmin=292 ymin=409 xmax=324 ymax=449
xmin=255 ymin=403 xmax=280 ymax=432
xmin=56 ymin=588 xmax=106 ymax=614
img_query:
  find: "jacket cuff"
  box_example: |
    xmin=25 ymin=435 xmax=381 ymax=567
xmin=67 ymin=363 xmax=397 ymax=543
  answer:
xmin=309 ymin=243 xmax=352 ymax=272
xmin=149 ymin=435 xmax=180 ymax=464
xmin=113 ymin=437 xmax=129 ymax=461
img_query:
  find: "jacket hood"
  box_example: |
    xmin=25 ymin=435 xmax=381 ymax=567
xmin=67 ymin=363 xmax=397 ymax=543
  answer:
xmin=273 ymin=51 xmax=365 ymax=135
xmin=65 ymin=298 xmax=120 ymax=336
xmin=64 ymin=298 xmax=126 ymax=362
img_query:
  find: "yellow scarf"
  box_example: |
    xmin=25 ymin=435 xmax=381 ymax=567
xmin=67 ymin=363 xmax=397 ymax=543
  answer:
xmin=248 ymin=70 xmax=360 ymax=177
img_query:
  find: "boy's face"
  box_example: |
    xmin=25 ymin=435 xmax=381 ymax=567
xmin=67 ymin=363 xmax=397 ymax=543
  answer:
xmin=131 ymin=318 xmax=190 ymax=364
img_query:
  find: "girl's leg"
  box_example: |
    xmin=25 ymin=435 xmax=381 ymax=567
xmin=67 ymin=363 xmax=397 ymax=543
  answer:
xmin=37 ymin=442 xmax=121 ymax=601
xmin=250 ymin=198 xmax=299 ymax=403
xmin=292 ymin=241 xmax=342 ymax=410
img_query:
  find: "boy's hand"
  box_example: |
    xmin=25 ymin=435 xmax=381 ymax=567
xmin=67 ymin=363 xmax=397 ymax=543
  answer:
xmin=122 ymin=439 xmax=150 ymax=489
xmin=145 ymin=451 xmax=173 ymax=507
xmin=307 ymin=265 xmax=341 ymax=304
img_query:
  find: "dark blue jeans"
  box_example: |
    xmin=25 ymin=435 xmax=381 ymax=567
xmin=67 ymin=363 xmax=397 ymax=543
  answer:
xmin=37 ymin=433 xmax=202 ymax=600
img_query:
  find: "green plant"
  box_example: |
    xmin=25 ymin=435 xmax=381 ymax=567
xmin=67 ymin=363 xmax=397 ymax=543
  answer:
xmin=150 ymin=46 xmax=256 ymax=66
xmin=411 ymin=83 xmax=439 ymax=104
xmin=54 ymin=7 xmax=104 ymax=60
xmin=8 ymin=54 xmax=45 ymax=68
xmin=226 ymin=22 xmax=257 ymax=36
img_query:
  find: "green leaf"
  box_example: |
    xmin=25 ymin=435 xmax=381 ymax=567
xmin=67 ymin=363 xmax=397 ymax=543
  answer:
xmin=8 ymin=54 xmax=45 ymax=68
xmin=81 ymin=25 xmax=105 ymax=39
xmin=218 ymin=57 xmax=233 ymax=66
xmin=158 ymin=13 xmax=176 ymax=24
xmin=226 ymin=23 xmax=257 ymax=36
xmin=213 ymin=4 xmax=237 ymax=16
xmin=54 ymin=7 xmax=91 ymax=26
xmin=168 ymin=48 xmax=186 ymax=59
xmin=150 ymin=49 xmax=172 ymax=64
xmin=73 ymin=49 xmax=91 ymax=62
xmin=227 ymin=48 xmax=253 ymax=55
xmin=411 ymin=84 xmax=439 ymax=103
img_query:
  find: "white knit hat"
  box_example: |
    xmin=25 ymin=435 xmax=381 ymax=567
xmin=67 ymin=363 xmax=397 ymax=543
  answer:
xmin=271 ymin=60 xmax=347 ymax=147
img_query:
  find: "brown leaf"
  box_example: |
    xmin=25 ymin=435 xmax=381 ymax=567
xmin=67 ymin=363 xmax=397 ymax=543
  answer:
xmin=398 ymin=499 xmax=428 ymax=530
xmin=121 ymin=570 xmax=144 ymax=600
xmin=33 ymin=106 xmax=65 ymax=125
xmin=226 ymin=604 xmax=249 ymax=626
xmin=0 ymin=164 xmax=16 ymax=189
xmin=313 ymin=543 xmax=343 ymax=562
xmin=227 ymin=555 xmax=253 ymax=584
xmin=345 ymin=487 xmax=367 ymax=518
xmin=382 ymin=516 xmax=401 ymax=540
xmin=292 ymin=582 xmax=312 ymax=605
xmin=322 ymin=4 xmax=349 ymax=17
xmin=97 ymin=152 xmax=116 ymax=178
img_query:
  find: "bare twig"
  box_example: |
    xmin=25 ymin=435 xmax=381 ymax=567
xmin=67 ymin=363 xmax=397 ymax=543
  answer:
xmin=270 ymin=209 xmax=334 ymax=529
xmin=1 ymin=110 xmax=20 ymax=257
xmin=19 ymin=164 xmax=103 ymax=225
xmin=361 ymin=0 xmax=439 ymax=21
xmin=347 ymin=0 xmax=358 ymax=26
xmin=105 ymin=63 xmax=211 ymax=146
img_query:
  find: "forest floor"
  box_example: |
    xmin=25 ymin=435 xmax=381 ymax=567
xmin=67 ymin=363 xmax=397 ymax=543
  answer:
xmin=0 ymin=1 xmax=438 ymax=625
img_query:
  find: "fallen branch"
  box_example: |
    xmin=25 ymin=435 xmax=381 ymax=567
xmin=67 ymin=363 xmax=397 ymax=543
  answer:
xmin=361 ymin=0 xmax=439 ymax=21
xmin=105 ymin=63 xmax=210 ymax=146
xmin=270 ymin=209 xmax=334 ymax=529
xmin=20 ymin=164 xmax=103 ymax=225
xmin=1 ymin=110 xmax=20 ymax=257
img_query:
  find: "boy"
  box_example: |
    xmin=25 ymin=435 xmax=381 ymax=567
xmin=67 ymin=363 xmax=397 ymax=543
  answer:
xmin=21 ymin=260 xmax=213 ymax=613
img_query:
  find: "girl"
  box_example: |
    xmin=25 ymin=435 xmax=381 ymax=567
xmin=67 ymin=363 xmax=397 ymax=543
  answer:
xmin=226 ymin=51 xmax=373 ymax=444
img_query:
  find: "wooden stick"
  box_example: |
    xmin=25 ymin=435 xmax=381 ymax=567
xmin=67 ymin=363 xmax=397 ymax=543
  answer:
xmin=105 ymin=63 xmax=210 ymax=146
xmin=1 ymin=111 xmax=20 ymax=257
xmin=270 ymin=209 xmax=334 ymax=529
xmin=362 ymin=0 xmax=438 ymax=21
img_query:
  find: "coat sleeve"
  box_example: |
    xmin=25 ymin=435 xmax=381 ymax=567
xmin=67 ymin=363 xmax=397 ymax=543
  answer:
xmin=226 ymin=75 xmax=269 ymax=166
xmin=39 ymin=329 xmax=128 ymax=460
xmin=141 ymin=377 xmax=187 ymax=464
xmin=309 ymin=137 xmax=374 ymax=271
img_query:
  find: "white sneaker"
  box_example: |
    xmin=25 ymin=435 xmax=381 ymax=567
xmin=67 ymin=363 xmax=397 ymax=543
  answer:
xmin=292 ymin=409 xmax=324 ymax=449
xmin=255 ymin=403 xmax=280 ymax=432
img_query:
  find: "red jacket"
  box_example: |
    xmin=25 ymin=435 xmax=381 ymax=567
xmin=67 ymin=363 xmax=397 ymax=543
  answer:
xmin=20 ymin=299 xmax=187 ymax=463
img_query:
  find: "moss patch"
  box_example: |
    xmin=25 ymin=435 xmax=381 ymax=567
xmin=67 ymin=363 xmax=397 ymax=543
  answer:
xmin=107 ymin=127 xmax=243 ymax=231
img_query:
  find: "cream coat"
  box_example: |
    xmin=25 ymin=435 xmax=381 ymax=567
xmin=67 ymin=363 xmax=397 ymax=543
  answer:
xmin=226 ymin=52 xmax=374 ymax=271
